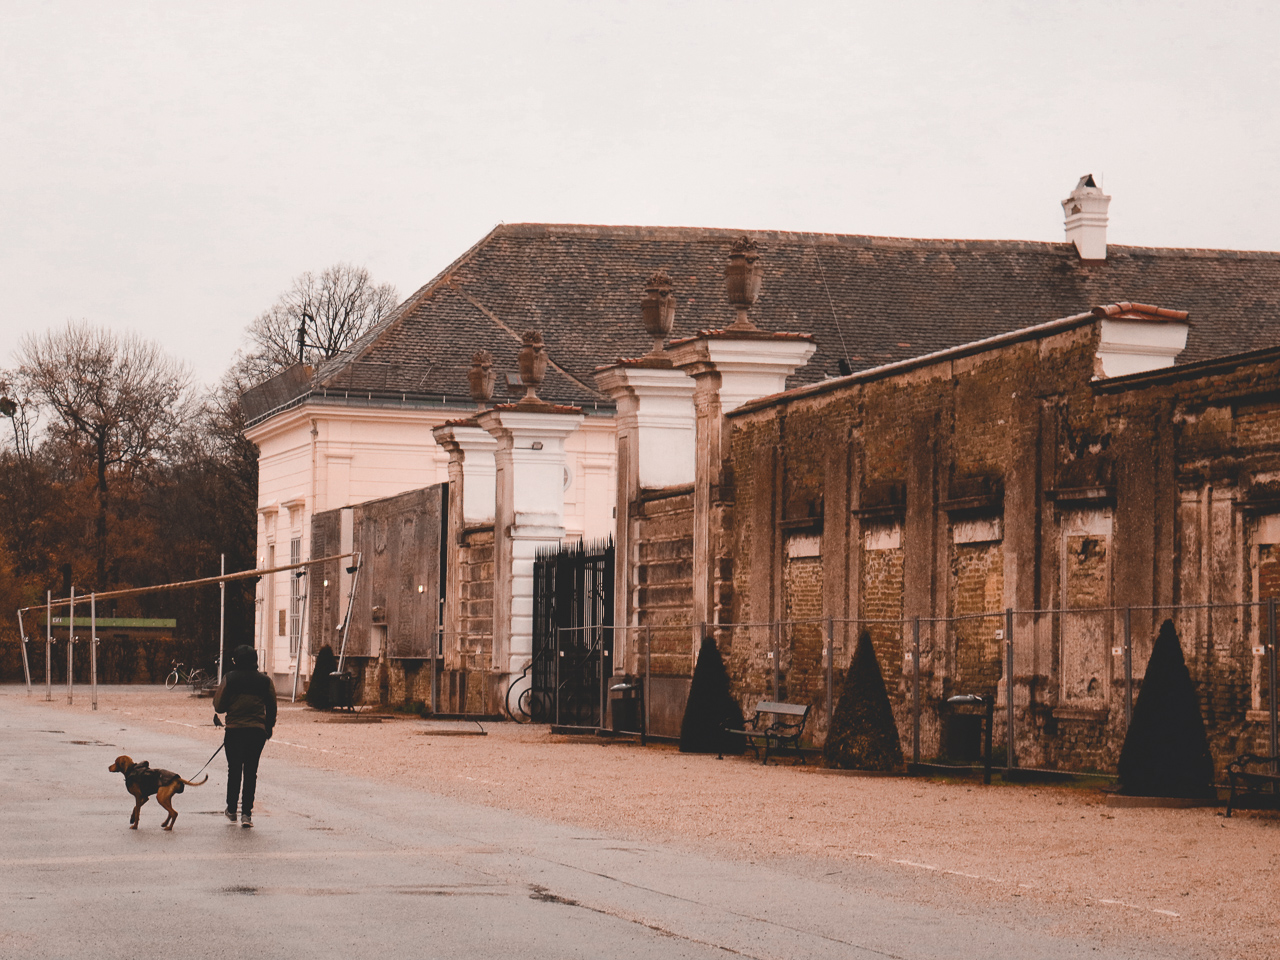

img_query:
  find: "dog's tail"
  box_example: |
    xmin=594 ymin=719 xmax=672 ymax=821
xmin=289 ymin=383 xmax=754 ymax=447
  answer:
xmin=179 ymin=775 xmax=208 ymax=787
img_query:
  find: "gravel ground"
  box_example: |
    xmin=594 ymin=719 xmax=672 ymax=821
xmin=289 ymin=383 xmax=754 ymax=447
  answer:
xmin=12 ymin=685 xmax=1278 ymax=958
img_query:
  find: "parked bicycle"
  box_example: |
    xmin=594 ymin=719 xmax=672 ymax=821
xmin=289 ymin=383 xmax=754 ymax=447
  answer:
xmin=164 ymin=662 xmax=211 ymax=692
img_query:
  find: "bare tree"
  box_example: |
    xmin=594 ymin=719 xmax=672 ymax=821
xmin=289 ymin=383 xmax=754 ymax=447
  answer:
xmin=238 ymin=263 xmax=399 ymax=385
xmin=17 ymin=321 xmax=194 ymax=584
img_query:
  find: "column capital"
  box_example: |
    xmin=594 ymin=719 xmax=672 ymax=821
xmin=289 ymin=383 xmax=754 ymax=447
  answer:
xmin=667 ymin=330 xmax=816 ymax=413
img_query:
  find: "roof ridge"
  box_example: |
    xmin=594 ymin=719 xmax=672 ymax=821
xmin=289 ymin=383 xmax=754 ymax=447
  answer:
xmin=489 ymin=222 xmax=1280 ymax=258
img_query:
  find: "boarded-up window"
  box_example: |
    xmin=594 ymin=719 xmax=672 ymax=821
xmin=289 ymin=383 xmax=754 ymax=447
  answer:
xmin=1060 ymin=509 xmax=1112 ymax=704
xmin=949 ymin=520 xmax=1004 ymax=697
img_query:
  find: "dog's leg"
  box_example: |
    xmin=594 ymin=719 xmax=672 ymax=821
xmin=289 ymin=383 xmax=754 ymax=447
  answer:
xmin=157 ymin=786 xmax=178 ymax=830
xmin=130 ymin=798 xmax=143 ymax=828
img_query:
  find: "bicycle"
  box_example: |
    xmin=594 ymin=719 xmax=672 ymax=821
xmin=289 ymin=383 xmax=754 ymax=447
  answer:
xmin=164 ymin=662 xmax=210 ymax=692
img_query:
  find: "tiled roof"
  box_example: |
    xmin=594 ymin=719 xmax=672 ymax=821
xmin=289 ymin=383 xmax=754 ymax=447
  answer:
xmin=303 ymin=223 xmax=1280 ymax=409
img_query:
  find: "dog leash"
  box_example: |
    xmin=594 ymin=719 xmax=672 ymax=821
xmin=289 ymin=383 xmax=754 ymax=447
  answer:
xmin=188 ymin=741 xmax=225 ymax=781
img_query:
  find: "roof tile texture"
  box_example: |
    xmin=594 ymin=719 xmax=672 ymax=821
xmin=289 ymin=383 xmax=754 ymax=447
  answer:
xmin=314 ymin=224 xmax=1280 ymax=406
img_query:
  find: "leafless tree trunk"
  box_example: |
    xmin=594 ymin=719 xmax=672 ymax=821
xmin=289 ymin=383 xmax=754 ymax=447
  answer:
xmin=17 ymin=322 xmax=193 ymax=585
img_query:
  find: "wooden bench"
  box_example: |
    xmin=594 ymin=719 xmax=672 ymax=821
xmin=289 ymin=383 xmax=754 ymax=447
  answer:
xmin=1226 ymin=753 xmax=1280 ymax=817
xmin=721 ymin=700 xmax=811 ymax=765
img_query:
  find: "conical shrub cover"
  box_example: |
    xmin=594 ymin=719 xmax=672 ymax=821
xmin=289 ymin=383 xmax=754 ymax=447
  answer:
xmin=823 ymin=630 xmax=904 ymax=771
xmin=679 ymin=637 xmax=745 ymax=753
xmin=1117 ymin=620 xmax=1215 ymax=798
xmin=306 ymin=644 xmax=338 ymax=710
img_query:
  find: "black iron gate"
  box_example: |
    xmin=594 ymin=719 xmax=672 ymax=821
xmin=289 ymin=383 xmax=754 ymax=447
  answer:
xmin=531 ymin=539 xmax=614 ymax=726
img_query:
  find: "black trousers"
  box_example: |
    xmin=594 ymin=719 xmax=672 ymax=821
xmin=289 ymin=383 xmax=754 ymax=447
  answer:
xmin=224 ymin=728 xmax=268 ymax=813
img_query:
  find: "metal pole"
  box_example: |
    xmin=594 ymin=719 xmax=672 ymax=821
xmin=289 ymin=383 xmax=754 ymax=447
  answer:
xmin=90 ymin=594 xmax=98 ymax=711
xmin=771 ymin=621 xmax=780 ymax=700
xmin=1005 ymin=607 xmax=1015 ymax=773
xmin=17 ymin=608 xmax=32 ymax=693
xmin=45 ymin=590 xmax=51 ymax=701
xmin=67 ymin=585 xmax=74 ymax=704
xmin=1123 ymin=606 xmax=1133 ymax=728
xmin=555 ymin=627 xmax=563 ymax=727
xmin=290 ymin=570 xmax=309 ymax=703
xmin=429 ymin=625 xmax=437 ymax=713
xmin=217 ymin=553 xmax=226 ymax=684
xmin=643 ymin=625 xmax=651 ymax=747
xmin=599 ymin=626 xmax=607 ymax=731
xmin=336 ymin=554 xmax=362 ymax=674
xmin=912 ymin=617 xmax=921 ymax=765
xmin=825 ymin=618 xmax=835 ymax=723
xmin=1269 ymin=598 xmax=1278 ymax=776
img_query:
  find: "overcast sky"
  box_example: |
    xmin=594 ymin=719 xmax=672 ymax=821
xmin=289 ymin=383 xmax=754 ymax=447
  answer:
xmin=3 ymin=1 xmax=1278 ymax=388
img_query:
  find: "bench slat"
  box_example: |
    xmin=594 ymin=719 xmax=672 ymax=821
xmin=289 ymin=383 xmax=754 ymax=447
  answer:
xmin=753 ymin=701 xmax=809 ymax=716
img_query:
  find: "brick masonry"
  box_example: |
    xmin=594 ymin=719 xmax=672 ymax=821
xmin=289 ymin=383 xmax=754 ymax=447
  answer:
xmin=720 ymin=320 xmax=1280 ymax=777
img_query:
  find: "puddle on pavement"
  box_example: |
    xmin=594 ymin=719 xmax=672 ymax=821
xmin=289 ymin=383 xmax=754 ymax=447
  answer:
xmin=65 ymin=740 xmax=115 ymax=747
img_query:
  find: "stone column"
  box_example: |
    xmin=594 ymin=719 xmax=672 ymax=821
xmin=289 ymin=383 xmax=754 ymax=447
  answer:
xmin=477 ymin=403 xmax=585 ymax=691
xmin=667 ymin=331 xmax=816 ymax=628
xmin=432 ymin=420 xmax=498 ymax=666
xmin=594 ymin=358 xmax=697 ymax=670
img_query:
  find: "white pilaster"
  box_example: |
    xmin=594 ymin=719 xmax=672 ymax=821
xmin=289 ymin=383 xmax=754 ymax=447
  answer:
xmin=432 ymin=422 xmax=499 ymax=525
xmin=667 ymin=331 xmax=816 ymax=629
xmin=595 ymin=360 xmax=696 ymax=489
xmin=477 ymin=405 xmax=585 ymax=680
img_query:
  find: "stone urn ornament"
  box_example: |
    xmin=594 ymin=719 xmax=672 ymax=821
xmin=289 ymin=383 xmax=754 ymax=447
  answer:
xmin=724 ymin=235 xmax=763 ymax=331
xmin=518 ymin=330 xmax=548 ymax=402
xmin=467 ymin=350 xmax=495 ymax=409
xmin=640 ymin=269 xmax=677 ymax=356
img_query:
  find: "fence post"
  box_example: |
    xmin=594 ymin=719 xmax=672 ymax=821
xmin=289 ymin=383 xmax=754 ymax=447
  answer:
xmin=1123 ymin=606 xmax=1133 ymax=728
xmin=90 ymin=593 xmax=98 ymax=711
xmin=912 ymin=617 xmax=921 ymax=765
xmin=555 ymin=627 xmax=563 ymax=727
xmin=67 ymin=585 xmax=74 ymax=705
xmin=599 ymin=626 xmax=607 ymax=731
xmin=771 ymin=621 xmax=780 ymax=701
xmin=1005 ymin=607 xmax=1015 ymax=773
xmin=45 ymin=590 xmax=52 ymax=702
xmin=643 ymin=625 xmax=651 ymax=746
xmin=825 ymin=618 xmax=834 ymax=724
xmin=1270 ymin=598 xmax=1278 ymax=776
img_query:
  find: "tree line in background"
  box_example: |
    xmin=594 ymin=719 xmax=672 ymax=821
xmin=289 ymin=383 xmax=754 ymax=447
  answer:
xmin=0 ymin=264 xmax=397 ymax=681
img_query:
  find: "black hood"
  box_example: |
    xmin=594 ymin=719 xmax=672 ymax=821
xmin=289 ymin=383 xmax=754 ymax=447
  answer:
xmin=230 ymin=645 xmax=258 ymax=670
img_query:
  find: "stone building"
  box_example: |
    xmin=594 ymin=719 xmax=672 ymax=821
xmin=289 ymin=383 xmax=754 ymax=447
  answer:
xmin=714 ymin=302 xmax=1280 ymax=773
xmin=242 ymin=179 xmax=1280 ymax=749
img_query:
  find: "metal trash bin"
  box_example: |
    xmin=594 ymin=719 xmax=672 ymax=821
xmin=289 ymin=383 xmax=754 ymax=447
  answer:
xmin=329 ymin=671 xmax=355 ymax=711
xmin=609 ymin=680 xmax=640 ymax=733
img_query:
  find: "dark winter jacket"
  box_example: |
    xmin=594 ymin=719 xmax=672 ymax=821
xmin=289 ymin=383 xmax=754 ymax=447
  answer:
xmin=213 ymin=668 xmax=278 ymax=736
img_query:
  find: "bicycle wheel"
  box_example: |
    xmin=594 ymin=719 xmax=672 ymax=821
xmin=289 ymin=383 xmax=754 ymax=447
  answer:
xmin=164 ymin=670 xmax=180 ymax=690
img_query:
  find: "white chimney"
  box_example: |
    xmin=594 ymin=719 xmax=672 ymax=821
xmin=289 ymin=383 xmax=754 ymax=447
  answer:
xmin=1062 ymin=174 xmax=1111 ymax=261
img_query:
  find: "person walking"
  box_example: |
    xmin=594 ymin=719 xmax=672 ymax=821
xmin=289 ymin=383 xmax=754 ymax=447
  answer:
xmin=213 ymin=644 xmax=277 ymax=828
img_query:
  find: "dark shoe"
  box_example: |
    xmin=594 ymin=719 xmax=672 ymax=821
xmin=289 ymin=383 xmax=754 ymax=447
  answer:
xmin=224 ymin=807 xmax=237 ymax=822
xmin=241 ymin=812 xmax=253 ymax=828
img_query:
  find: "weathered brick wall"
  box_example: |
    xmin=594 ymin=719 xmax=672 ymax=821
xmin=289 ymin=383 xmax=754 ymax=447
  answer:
xmin=721 ymin=320 xmax=1280 ymax=775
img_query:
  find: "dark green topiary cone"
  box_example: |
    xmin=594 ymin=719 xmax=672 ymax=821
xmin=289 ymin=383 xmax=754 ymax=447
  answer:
xmin=306 ymin=644 xmax=338 ymax=710
xmin=679 ymin=637 xmax=745 ymax=754
xmin=823 ymin=630 xmax=904 ymax=771
xmin=1117 ymin=620 xmax=1215 ymax=799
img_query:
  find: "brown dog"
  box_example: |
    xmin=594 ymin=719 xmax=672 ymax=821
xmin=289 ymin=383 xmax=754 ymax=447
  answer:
xmin=108 ymin=755 xmax=207 ymax=830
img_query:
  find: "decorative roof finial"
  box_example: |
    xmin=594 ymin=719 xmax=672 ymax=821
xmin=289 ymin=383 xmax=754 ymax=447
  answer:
xmin=467 ymin=350 xmax=495 ymax=409
xmin=518 ymin=331 xmax=548 ymax=403
xmin=724 ymin=236 xmax=762 ymax=331
xmin=640 ymin=270 xmax=676 ymax=356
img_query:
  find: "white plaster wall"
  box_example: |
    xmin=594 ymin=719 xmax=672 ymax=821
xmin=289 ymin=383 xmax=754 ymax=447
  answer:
xmin=247 ymin=400 xmax=619 ymax=690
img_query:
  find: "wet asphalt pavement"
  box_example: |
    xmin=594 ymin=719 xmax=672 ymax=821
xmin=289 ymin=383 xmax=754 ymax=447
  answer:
xmin=0 ymin=690 xmax=1188 ymax=960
